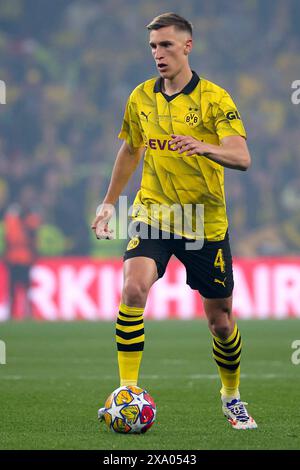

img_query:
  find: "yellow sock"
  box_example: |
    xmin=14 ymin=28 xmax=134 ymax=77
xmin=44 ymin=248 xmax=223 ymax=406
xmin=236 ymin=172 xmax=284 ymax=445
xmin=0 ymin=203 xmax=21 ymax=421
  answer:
xmin=115 ymin=303 xmax=145 ymax=387
xmin=212 ymin=323 xmax=242 ymax=399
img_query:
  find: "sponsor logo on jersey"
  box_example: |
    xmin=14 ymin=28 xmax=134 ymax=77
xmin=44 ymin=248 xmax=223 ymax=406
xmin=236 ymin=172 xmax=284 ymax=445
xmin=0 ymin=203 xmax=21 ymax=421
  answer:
xmin=147 ymin=138 xmax=176 ymax=151
xmin=226 ymin=110 xmax=241 ymax=120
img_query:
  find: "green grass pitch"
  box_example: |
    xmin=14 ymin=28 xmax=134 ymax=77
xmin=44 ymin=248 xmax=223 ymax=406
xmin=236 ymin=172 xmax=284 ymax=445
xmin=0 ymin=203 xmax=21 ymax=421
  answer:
xmin=0 ymin=320 xmax=300 ymax=450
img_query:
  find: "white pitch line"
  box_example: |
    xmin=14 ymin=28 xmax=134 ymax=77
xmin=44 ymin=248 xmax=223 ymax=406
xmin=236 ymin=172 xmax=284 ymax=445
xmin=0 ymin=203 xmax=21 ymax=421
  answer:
xmin=0 ymin=373 xmax=293 ymax=381
xmin=76 ymin=373 xmax=290 ymax=381
xmin=162 ymin=359 xmax=187 ymax=365
xmin=0 ymin=375 xmax=22 ymax=380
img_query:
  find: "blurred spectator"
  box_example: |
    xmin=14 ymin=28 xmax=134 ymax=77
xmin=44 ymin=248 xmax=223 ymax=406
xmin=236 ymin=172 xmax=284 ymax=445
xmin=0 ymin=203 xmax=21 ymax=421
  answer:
xmin=3 ymin=185 xmax=42 ymax=318
xmin=0 ymin=0 xmax=299 ymax=257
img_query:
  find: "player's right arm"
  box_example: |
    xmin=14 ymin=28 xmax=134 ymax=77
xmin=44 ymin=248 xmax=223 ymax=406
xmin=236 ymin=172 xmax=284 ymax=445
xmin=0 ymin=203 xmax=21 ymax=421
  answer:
xmin=91 ymin=141 xmax=144 ymax=240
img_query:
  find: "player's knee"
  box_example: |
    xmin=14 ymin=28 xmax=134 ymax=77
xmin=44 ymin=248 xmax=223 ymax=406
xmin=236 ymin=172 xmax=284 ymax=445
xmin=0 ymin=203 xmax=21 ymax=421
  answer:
xmin=212 ymin=323 xmax=232 ymax=340
xmin=122 ymin=279 xmax=149 ymax=307
xmin=208 ymin=308 xmax=232 ymax=339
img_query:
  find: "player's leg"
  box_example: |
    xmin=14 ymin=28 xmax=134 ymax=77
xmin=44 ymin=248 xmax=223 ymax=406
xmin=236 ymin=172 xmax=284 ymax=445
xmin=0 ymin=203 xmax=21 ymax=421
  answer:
xmin=116 ymin=223 xmax=172 ymax=388
xmin=204 ymin=295 xmax=241 ymax=400
xmin=176 ymin=232 xmax=242 ymax=401
xmin=203 ymin=295 xmax=239 ymax=398
xmin=203 ymin=296 xmax=257 ymax=429
xmin=98 ymin=256 xmax=158 ymax=421
xmin=98 ymin=223 xmax=172 ymax=421
xmin=116 ymin=256 xmax=158 ymax=387
xmin=174 ymin=232 xmax=257 ymax=429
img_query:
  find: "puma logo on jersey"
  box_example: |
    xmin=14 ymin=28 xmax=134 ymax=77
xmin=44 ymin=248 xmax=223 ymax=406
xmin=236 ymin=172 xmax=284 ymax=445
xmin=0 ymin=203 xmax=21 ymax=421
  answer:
xmin=140 ymin=111 xmax=151 ymax=121
xmin=214 ymin=277 xmax=227 ymax=287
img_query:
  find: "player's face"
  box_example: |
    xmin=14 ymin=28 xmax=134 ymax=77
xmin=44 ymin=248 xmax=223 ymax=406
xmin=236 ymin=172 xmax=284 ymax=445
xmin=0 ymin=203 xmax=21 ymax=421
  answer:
xmin=149 ymin=26 xmax=192 ymax=80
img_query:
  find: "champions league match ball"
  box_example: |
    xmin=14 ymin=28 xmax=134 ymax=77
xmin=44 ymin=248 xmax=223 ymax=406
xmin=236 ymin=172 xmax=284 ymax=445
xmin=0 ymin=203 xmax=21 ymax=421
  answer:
xmin=103 ymin=386 xmax=156 ymax=434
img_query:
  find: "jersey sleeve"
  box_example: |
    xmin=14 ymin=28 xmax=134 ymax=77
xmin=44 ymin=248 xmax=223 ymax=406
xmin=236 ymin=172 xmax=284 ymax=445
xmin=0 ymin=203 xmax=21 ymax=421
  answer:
xmin=118 ymin=95 xmax=144 ymax=148
xmin=214 ymin=90 xmax=247 ymax=140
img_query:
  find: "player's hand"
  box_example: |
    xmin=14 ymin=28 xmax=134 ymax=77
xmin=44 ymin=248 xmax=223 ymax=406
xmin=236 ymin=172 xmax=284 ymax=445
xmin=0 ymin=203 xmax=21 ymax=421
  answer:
xmin=91 ymin=203 xmax=115 ymax=240
xmin=170 ymin=134 xmax=210 ymax=156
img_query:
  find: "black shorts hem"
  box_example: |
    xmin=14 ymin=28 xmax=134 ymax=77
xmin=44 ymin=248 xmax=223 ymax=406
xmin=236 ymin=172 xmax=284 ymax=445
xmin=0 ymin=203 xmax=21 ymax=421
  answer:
xmin=123 ymin=252 xmax=166 ymax=278
xmin=187 ymin=277 xmax=234 ymax=299
xmin=197 ymin=288 xmax=234 ymax=299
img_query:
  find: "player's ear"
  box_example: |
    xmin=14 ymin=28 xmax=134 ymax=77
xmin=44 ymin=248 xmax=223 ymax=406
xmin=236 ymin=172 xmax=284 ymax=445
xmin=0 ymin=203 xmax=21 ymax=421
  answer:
xmin=184 ymin=38 xmax=193 ymax=54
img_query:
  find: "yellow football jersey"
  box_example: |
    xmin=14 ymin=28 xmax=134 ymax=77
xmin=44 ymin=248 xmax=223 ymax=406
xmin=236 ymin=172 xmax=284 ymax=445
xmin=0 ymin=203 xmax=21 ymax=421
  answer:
xmin=118 ymin=72 xmax=246 ymax=240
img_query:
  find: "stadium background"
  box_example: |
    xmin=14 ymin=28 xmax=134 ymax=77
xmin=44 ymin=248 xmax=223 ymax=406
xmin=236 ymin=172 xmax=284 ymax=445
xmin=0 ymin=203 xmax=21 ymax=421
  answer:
xmin=0 ymin=0 xmax=300 ymax=451
xmin=0 ymin=0 xmax=300 ymax=320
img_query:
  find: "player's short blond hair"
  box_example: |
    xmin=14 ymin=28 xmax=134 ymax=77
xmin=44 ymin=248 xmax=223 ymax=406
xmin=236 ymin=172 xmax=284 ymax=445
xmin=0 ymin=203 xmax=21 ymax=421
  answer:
xmin=146 ymin=13 xmax=193 ymax=36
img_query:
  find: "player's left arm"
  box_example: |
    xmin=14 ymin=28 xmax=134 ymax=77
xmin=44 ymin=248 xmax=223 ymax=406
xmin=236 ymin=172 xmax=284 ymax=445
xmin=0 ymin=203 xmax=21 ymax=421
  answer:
xmin=169 ymin=134 xmax=251 ymax=171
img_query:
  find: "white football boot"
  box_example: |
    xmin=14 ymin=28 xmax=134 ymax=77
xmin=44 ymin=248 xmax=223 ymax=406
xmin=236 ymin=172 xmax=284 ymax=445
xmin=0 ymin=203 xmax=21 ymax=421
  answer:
xmin=222 ymin=398 xmax=257 ymax=430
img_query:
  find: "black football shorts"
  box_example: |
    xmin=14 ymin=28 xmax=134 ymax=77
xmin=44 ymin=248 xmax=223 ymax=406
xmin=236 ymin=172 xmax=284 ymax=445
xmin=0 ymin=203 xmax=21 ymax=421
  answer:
xmin=123 ymin=222 xmax=234 ymax=299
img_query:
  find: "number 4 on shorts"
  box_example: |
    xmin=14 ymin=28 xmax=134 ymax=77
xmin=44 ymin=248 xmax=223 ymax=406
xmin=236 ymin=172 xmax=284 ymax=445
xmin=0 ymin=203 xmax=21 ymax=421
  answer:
xmin=214 ymin=248 xmax=225 ymax=273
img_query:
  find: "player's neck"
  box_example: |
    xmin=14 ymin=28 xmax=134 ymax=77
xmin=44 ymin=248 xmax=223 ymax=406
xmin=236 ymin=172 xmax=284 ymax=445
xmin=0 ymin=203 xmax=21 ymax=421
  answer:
xmin=162 ymin=67 xmax=193 ymax=96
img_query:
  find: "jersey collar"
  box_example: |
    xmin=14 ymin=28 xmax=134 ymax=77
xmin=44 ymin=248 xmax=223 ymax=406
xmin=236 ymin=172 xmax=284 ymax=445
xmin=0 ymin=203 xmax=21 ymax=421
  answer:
xmin=154 ymin=70 xmax=200 ymax=101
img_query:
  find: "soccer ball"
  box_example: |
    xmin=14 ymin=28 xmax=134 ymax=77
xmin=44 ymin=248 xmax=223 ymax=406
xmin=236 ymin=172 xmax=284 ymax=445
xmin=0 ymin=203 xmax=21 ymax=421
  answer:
xmin=103 ymin=385 xmax=156 ymax=434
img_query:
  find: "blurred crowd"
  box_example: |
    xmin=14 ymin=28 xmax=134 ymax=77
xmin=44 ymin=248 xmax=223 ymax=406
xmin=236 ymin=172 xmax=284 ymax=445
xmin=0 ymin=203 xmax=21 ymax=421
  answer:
xmin=0 ymin=0 xmax=300 ymax=257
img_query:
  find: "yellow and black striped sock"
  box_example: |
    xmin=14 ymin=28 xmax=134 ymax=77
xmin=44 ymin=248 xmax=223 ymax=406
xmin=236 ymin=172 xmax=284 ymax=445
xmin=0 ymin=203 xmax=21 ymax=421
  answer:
xmin=115 ymin=303 xmax=145 ymax=387
xmin=212 ymin=323 xmax=242 ymax=399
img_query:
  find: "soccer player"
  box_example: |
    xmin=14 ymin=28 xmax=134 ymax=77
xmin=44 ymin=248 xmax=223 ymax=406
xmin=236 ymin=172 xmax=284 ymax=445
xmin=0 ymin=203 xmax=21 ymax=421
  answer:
xmin=92 ymin=13 xmax=257 ymax=430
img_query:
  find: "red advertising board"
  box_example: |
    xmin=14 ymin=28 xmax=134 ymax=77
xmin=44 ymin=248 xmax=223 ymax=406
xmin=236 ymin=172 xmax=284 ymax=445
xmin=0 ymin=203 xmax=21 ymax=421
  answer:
xmin=1 ymin=257 xmax=300 ymax=320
